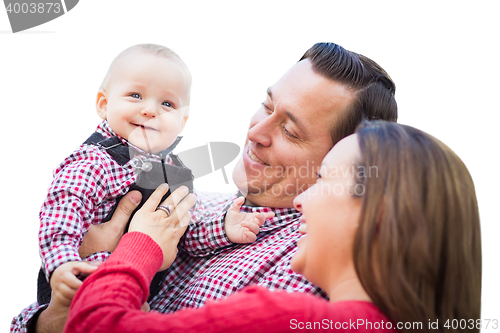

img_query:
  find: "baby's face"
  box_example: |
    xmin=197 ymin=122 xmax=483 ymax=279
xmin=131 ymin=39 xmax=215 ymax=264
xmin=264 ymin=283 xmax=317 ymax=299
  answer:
xmin=97 ymin=52 xmax=189 ymax=154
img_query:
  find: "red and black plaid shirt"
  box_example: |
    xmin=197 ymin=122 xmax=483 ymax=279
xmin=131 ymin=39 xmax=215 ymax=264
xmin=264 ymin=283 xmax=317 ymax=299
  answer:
xmin=152 ymin=190 xmax=327 ymax=312
xmin=37 ymin=120 xmax=182 ymax=282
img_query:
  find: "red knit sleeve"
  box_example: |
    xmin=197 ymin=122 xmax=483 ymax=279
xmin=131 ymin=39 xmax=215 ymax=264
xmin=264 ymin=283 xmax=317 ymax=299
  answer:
xmin=64 ymin=232 xmax=395 ymax=333
xmin=63 ymin=231 xmax=324 ymax=333
xmin=64 ymin=232 xmax=163 ymax=333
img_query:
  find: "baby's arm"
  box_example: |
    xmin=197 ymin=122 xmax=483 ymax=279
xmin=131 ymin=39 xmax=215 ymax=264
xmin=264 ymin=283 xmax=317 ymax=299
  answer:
xmin=39 ymin=148 xmax=112 ymax=281
xmin=180 ymin=195 xmax=274 ymax=257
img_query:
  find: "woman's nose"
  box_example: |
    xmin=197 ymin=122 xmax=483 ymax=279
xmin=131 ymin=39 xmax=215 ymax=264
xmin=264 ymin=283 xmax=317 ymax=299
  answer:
xmin=293 ymin=194 xmax=302 ymax=212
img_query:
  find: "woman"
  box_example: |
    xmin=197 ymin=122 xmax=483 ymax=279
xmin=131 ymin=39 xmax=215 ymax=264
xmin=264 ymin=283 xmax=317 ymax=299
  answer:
xmin=64 ymin=121 xmax=481 ymax=332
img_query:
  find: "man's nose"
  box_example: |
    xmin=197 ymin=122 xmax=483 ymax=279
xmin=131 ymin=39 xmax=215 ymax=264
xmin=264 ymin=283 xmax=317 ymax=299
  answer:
xmin=247 ymin=113 xmax=273 ymax=147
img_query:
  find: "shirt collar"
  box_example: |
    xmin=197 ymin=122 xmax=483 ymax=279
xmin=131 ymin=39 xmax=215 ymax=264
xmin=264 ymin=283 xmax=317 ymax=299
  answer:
xmin=95 ymin=120 xmax=180 ymax=163
xmin=95 ymin=120 xmax=118 ymax=139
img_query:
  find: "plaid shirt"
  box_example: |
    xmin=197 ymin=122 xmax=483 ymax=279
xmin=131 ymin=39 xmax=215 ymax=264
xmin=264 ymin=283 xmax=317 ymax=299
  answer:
xmin=11 ymin=156 xmax=327 ymax=332
xmin=38 ymin=120 xmax=178 ymax=281
xmin=151 ymin=190 xmax=328 ymax=312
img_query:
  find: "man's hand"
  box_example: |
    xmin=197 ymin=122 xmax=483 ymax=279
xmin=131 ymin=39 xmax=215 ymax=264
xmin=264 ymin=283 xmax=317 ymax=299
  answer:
xmin=224 ymin=197 xmax=275 ymax=243
xmin=79 ymin=191 xmax=142 ymax=258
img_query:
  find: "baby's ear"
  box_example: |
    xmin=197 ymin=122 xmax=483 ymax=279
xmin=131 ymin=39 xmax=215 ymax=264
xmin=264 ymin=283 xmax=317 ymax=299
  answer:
xmin=96 ymin=89 xmax=108 ymax=119
xmin=179 ymin=112 xmax=189 ymax=132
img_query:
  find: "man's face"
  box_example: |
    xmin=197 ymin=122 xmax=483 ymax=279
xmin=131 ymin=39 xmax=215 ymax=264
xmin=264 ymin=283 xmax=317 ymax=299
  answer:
xmin=232 ymin=59 xmax=354 ymax=208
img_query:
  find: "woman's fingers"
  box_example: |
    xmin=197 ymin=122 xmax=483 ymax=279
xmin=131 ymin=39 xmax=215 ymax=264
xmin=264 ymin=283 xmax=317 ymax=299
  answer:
xmin=159 ymin=186 xmax=189 ymax=212
xmin=141 ymin=183 xmax=169 ymax=212
xmin=164 ymin=192 xmax=196 ymax=227
xmin=173 ymin=193 xmax=196 ymax=227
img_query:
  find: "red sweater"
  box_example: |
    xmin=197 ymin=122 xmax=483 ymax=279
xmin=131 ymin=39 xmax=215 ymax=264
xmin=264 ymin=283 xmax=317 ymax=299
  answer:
xmin=64 ymin=233 xmax=397 ymax=333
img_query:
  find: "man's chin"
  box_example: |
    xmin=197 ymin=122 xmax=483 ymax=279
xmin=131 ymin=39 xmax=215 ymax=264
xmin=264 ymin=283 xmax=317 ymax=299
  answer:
xmin=232 ymin=159 xmax=249 ymax=196
xmin=232 ymin=159 xmax=296 ymax=208
xmin=232 ymin=167 xmax=265 ymax=202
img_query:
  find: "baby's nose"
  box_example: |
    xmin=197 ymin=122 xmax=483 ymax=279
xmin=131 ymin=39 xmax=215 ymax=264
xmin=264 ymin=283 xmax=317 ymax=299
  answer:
xmin=141 ymin=105 xmax=158 ymax=117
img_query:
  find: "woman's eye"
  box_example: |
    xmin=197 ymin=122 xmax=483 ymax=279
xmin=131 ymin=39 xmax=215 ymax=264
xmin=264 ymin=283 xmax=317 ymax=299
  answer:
xmin=162 ymin=101 xmax=172 ymax=107
xmin=131 ymin=93 xmax=140 ymax=99
xmin=316 ymin=172 xmax=322 ymax=179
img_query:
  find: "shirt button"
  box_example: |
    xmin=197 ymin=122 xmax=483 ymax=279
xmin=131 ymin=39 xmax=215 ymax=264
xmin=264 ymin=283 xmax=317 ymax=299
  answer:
xmin=141 ymin=162 xmax=153 ymax=172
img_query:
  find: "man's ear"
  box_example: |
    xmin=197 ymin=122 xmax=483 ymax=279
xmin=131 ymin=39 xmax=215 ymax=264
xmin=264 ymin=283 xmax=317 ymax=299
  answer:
xmin=96 ymin=89 xmax=108 ymax=119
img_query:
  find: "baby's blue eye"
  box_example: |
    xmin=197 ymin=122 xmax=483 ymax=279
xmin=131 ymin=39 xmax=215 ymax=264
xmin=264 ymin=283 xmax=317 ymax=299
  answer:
xmin=162 ymin=101 xmax=172 ymax=107
xmin=131 ymin=93 xmax=140 ymax=99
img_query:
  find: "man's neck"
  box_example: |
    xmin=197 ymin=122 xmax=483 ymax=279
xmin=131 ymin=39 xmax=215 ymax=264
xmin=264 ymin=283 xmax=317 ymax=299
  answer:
xmin=243 ymin=192 xmax=295 ymax=209
xmin=243 ymin=197 xmax=257 ymax=207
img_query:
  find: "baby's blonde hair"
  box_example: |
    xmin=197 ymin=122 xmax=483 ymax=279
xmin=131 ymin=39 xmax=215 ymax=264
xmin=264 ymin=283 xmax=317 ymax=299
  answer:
xmin=100 ymin=44 xmax=192 ymax=106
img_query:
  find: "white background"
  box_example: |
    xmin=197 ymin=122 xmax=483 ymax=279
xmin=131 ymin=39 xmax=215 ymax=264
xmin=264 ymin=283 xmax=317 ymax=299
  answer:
xmin=1 ymin=0 xmax=499 ymax=330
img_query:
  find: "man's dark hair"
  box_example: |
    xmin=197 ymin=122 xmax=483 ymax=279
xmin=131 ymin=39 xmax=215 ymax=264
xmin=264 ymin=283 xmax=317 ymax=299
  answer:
xmin=300 ymin=43 xmax=397 ymax=145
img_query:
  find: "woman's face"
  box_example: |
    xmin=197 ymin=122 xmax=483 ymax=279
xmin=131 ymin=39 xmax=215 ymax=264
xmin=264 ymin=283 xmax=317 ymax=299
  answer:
xmin=291 ymin=134 xmax=363 ymax=292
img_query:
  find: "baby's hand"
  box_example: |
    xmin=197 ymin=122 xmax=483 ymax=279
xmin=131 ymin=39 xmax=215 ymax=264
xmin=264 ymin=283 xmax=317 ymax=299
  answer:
xmin=50 ymin=261 xmax=99 ymax=307
xmin=224 ymin=197 xmax=275 ymax=243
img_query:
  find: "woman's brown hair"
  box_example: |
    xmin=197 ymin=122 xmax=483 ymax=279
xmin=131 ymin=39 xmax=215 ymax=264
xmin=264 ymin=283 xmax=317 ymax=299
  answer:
xmin=353 ymin=121 xmax=481 ymax=332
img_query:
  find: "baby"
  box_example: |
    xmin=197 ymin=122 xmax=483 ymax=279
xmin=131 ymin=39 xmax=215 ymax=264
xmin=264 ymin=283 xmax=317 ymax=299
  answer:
xmin=38 ymin=44 xmax=272 ymax=305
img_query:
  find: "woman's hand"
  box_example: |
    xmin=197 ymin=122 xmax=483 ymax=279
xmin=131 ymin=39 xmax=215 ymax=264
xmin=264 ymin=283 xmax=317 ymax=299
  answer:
xmin=129 ymin=184 xmax=196 ymax=271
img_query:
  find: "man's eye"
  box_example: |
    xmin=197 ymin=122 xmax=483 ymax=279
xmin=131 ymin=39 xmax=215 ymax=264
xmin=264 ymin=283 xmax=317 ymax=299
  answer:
xmin=131 ymin=93 xmax=140 ymax=99
xmin=162 ymin=101 xmax=172 ymax=107
xmin=261 ymin=102 xmax=272 ymax=112
xmin=284 ymin=126 xmax=298 ymax=139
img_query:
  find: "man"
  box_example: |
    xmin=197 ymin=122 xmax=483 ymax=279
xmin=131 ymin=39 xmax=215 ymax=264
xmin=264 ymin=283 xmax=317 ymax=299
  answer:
xmin=11 ymin=42 xmax=397 ymax=332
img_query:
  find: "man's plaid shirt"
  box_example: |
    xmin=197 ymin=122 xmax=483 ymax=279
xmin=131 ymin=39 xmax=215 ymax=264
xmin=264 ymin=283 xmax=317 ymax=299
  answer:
xmin=150 ymin=190 xmax=328 ymax=312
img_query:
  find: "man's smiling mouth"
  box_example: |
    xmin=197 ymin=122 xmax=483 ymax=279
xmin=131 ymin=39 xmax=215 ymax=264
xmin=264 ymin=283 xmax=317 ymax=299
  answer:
xmin=249 ymin=148 xmax=269 ymax=165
